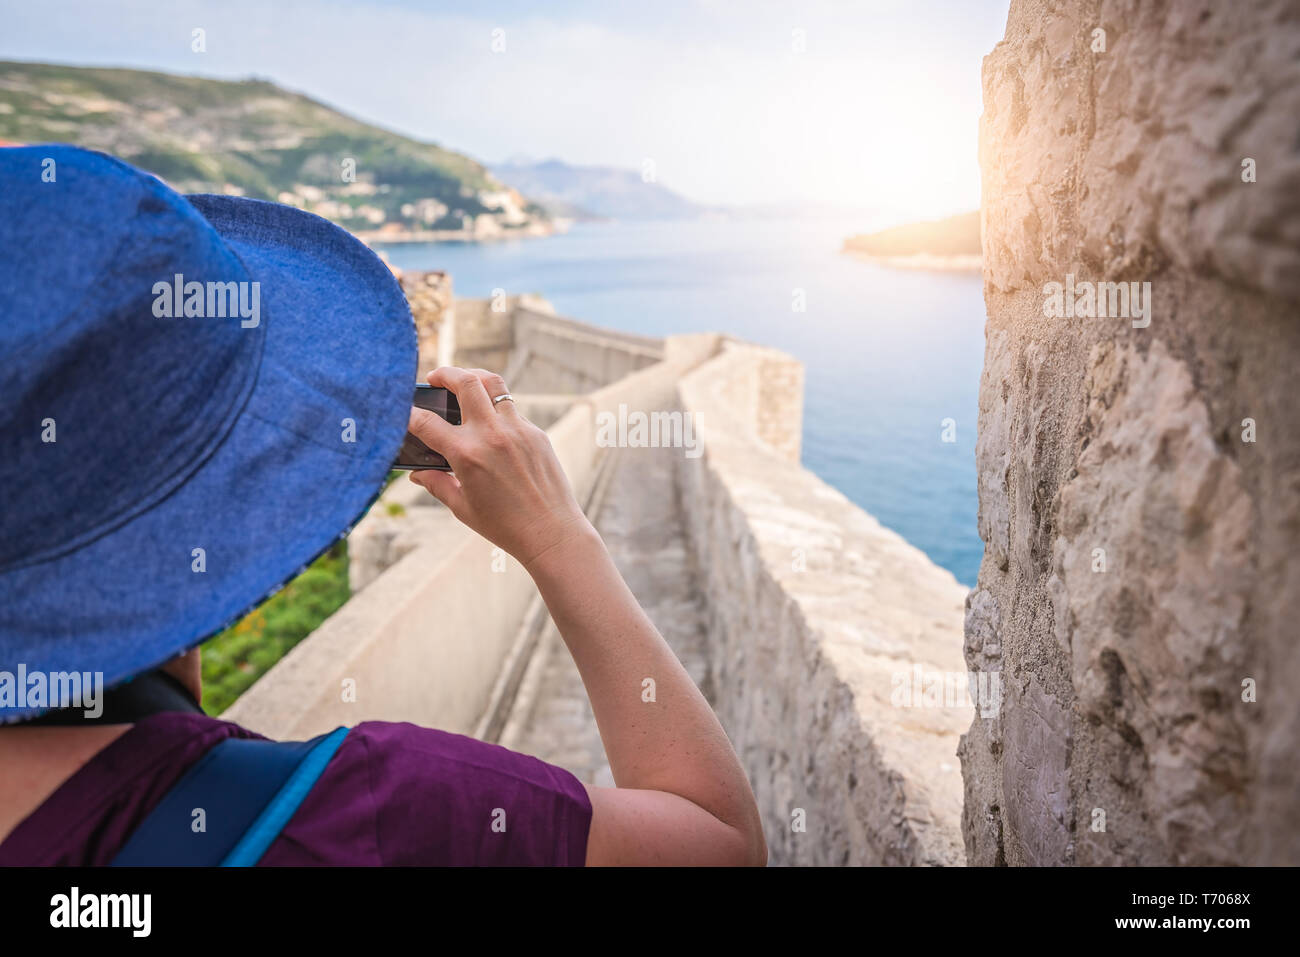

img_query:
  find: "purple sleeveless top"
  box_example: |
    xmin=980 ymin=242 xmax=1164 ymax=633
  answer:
xmin=0 ymin=712 xmax=591 ymax=866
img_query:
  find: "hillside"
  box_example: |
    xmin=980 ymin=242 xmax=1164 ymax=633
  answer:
xmin=843 ymin=210 xmax=981 ymax=267
xmin=490 ymin=157 xmax=705 ymax=221
xmin=0 ymin=60 xmax=551 ymax=240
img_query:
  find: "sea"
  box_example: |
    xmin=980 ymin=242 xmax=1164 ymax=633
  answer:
xmin=375 ymin=216 xmax=985 ymax=587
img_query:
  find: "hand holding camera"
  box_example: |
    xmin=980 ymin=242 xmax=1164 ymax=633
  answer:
xmin=405 ymin=367 xmax=595 ymax=570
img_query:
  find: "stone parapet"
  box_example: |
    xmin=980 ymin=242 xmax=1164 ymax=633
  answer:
xmin=677 ymin=341 xmax=970 ymax=865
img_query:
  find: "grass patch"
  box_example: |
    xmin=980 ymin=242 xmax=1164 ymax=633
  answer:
xmin=200 ymin=542 xmax=350 ymax=716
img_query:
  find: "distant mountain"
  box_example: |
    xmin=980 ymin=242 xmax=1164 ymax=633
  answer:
xmin=490 ymin=158 xmax=706 ymax=221
xmin=0 ymin=60 xmax=552 ymax=240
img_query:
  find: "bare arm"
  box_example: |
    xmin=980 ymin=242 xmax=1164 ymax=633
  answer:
xmin=527 ymin=525 xmax=766 ymax=865
xmin=409 ymin=367 xmax=766 ymax=866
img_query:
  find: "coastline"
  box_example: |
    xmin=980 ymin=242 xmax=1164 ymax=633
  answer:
xmin=843 ymin=249 xmax=983 ymax=273
xmin=357 ymin=219 xmax=570 ymax=245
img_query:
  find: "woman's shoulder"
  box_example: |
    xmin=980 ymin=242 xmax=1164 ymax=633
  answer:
xmin=0 ymin=711 xmax=258 ymax=866
xmin=0 ymin=714 xmax=590 ymax=866
xmin=263 ymin=720 xmax=592 ymax=866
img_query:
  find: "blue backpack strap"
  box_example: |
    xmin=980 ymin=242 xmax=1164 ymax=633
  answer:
xmin=111 ymin=726 xmax=349 ymax=867
xmin=221 ymin=726 xmax=348 ymax=866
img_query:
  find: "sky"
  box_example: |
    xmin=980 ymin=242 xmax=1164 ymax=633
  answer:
xmin=0 ymin=0 xmax=1011 ymax=221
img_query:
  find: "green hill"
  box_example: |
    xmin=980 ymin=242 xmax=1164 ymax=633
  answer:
xmin=0 ymin=60 xmax=550 ymax=239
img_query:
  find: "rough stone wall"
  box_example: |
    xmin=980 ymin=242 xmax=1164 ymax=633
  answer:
xmin=397 ymin=269 xmax=454 ymax=378
xmin=964 ymin=0 xmax=1300 ymax=865
xmin=679 ymin=343 xmax=971 ymax=866
xmin=713 ymin=345 xmax=804 ymax=464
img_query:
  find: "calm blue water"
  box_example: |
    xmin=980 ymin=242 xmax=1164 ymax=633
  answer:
xmin=376 ymin=218 xmax=985 ymax=586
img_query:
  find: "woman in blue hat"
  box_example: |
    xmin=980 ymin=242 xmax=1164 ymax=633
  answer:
xmin=0 ymin=145 xmax=765 ymax=867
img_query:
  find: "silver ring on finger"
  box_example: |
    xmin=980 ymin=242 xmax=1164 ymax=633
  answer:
xmin=491 ymin=393 xmax=514 ymax=408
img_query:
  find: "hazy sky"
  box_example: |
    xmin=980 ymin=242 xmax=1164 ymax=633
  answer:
xmin=1 ymin=0 xmax=1011 ymax=220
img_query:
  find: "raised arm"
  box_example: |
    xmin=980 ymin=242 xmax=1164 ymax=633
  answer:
xmin=408 ymin=366 xmax=766 ymax=866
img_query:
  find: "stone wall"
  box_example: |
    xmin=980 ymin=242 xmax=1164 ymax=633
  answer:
xmin=397 ymin=269 xmax=454 ymax=379
xmin=447 ymin=296 xmax=663 ymax=392
xmin=449 ymin=295 xmax=515 ymax=374
xmin=712 ymin=344 xmax=805 ymax=464
xmin=678 ymin=341 xmax=971 ymax=865
xmin=964 ymin=0 xmax=1300 ymax=865
xmin=509 ymin=307 xmax=663 ymax=394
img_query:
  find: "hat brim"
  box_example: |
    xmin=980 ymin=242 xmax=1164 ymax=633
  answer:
xmin=0 ymin=196 xmax=416 ymax=722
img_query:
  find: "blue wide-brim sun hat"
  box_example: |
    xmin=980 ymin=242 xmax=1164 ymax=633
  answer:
xmin=0 ymin=145 xmax=417 ymax=722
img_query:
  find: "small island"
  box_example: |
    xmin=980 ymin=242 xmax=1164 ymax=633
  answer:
xmin=843 ymin=210 xmax=982 ymax=272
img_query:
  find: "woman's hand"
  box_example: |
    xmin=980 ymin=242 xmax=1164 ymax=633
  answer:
xmin=406 ymin=367 xmax=594 ymax=569
xmin=410 ymin=367 xmax=766 ymax=865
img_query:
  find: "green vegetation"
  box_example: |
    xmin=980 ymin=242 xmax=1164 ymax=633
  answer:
xmin=0 ymin=60 xmax=547 ymax=234
xmin=199 ymin=543 xmax=350 ymax=716
xmin=200 ymin=476 xmax=403 ymax=713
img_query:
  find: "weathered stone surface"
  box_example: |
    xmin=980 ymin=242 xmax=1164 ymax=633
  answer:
xmin=397 ymin=269 xmax=453 ymax=377
xmin=982 ymin=0 xmax=1300 ymax=302
xmin=679 ymin=343 xmax=971 ymax=866
xmin=966 ymin=0 xmax=1300 ymax=865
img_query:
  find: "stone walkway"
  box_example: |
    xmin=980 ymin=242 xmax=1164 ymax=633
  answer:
xmin=505 ymin=445 xmax=715 ymax=787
